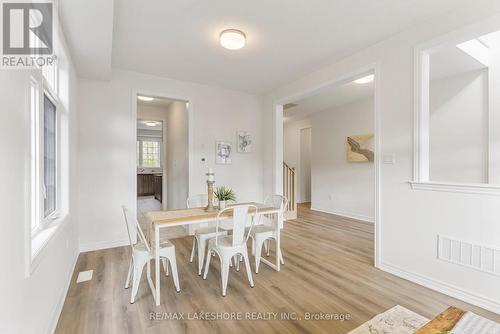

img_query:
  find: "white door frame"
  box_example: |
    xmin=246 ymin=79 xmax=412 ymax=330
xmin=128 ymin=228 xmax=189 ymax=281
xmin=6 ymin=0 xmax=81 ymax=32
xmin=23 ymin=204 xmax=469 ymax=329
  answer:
xmin=272 ymin=63 xmax=382 ymax=267
xmin=131 ymin=88 xmax=193 ymax=214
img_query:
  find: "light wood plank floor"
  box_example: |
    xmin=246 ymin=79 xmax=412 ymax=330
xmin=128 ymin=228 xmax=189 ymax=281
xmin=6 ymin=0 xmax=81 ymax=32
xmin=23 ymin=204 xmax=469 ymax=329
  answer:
xmin=55 ymin=203 xmax=500 ymax=333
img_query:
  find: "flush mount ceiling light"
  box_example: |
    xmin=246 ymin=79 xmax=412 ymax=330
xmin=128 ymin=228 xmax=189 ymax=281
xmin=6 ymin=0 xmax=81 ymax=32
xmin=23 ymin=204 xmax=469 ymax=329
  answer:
xmin=138 ymin=96 xmax=154 ymax=102
xmin=219 ymin=29 xmax=246 ymax=50
xmin=144 ymin=121 xmax=159 ymax=127
xmin=354 ymin=74 xmax=374 ymax=84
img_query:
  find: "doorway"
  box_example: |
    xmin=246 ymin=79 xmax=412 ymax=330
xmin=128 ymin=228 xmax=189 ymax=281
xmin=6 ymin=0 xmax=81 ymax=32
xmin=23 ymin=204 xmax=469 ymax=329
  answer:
xmin=276 ymin=66 xmax=380 ymax=266
xmin=135 ymin=94 xmax=190 ymax=215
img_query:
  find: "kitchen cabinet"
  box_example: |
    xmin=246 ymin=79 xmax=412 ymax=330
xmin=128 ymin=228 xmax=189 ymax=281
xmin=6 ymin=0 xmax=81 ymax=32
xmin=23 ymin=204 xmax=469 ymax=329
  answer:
xmin=154 ymin=175 xmax=162 ymax=203
xmin=137 ymin=174 xmax=155 ymax=196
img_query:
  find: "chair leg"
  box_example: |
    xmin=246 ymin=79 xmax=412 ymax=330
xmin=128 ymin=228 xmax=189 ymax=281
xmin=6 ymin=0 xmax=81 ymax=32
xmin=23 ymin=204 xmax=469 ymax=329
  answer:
xmin=221 ymin=257 xmax=230 ymax=297
xmin=197 ymin=238 xmax=206 ymax=276
xmin=203 ymin=249 xmax=213 ymax=280
xmin=243 ymin=249 xmax=254 ymax=288
xmin=130 ymin=258 xmax=146 ymax=304
xmin=236 ymin=255 xmax=241 ymax=272
xmin=169 ymin=253 xmax=180 ymax=292
xmin=279 ymin=249 xmax=285 ymax=265
xmin=250 ymin=236 xmax=255 ymax=256
xmin=162 ymin=258 xmax=169 ymax=276
xmin=125 ymin=258 xmax=133 ymax=289
xmin=255 ymin=239 xmax=263 ymax=274
xmin=189 ymin=236 xmax=197 ymax=263
xmin=264 ymin=239 xmax=270 ymax=256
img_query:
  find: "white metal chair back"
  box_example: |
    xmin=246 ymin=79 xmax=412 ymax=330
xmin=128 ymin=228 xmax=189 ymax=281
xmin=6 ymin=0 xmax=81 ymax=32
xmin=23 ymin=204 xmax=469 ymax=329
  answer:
xmin=216 ymin=204 xmax=257 ymax=247
xmin=122 ymin=205 xmax=150 ymax=252
xmin=265 ymin=194 xmax=288 ymax=215
xmin=264 ymin=195 xmax=288 ymax=229
xmin=186 ymin=194 xmax=208 ymax=208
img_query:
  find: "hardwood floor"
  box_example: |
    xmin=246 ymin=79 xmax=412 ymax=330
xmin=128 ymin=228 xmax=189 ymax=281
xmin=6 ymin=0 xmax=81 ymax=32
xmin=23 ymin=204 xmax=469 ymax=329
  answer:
xmin=55 ymin=203 xmax=500 ymax=333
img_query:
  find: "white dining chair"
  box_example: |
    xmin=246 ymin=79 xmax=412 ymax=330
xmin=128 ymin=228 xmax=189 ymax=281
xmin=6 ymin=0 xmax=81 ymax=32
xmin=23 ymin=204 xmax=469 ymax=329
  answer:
xmin=122 ymin=206 xmax=180 ymax=303
xmin=187 ymin=194 xmax=228 ymax=275
xmin=248 ymin=195 xmax=287 ymax=273
xmin=203 ymin=204 xmax=256 ymax=296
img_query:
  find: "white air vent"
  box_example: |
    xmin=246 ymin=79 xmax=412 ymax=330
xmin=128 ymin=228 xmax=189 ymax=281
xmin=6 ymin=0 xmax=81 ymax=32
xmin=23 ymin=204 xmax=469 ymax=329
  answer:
xmin=438 ymin=235 xmax=500 ymax=276
xmin=76 ymin=270 xmax=93 ymax=283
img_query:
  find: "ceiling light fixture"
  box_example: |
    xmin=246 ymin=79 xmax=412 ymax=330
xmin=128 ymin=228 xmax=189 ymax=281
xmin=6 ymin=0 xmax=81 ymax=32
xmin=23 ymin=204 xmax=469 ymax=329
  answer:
xmin=138 ymin=96 xmax=154 ymax=102
xmin=145 ymin=121 xmax=158 ymax=127
xmin=219 ymin=29 xmax=246 ymax=50
xmin=354 ymin=74 xmax=374 ymax=84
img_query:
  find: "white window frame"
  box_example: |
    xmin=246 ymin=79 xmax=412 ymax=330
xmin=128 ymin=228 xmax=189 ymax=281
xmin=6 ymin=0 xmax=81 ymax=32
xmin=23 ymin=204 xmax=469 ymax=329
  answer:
xmin=137 ymin=138 xmax=162 ymax=168
xmin=410 ymin=19 xmax=500 ymax=196
xmin=30 ymin=73 xmax=62 ymax=237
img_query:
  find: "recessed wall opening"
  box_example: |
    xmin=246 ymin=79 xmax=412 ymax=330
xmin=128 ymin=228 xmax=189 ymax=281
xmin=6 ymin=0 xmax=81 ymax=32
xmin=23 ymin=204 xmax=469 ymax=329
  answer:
xmin=135 ymin=94 xmax=190 ymax=237
xmin=275 ymin=68 xmax=379 ymax=266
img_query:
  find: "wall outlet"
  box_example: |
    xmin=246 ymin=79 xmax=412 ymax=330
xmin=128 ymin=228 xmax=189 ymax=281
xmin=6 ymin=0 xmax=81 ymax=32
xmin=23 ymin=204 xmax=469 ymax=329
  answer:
xmin=328 ymin=194 xmax=333 ymax=200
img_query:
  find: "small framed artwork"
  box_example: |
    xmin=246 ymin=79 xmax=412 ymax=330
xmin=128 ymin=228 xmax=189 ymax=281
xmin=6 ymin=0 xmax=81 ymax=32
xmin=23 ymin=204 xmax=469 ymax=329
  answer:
xmin=347 ymin=134 xmax=374 ymax=162
xmin=216 ymin=141 xmax=232 ymax=164
xmin=237 ymin=131 xmax=252 ymax=153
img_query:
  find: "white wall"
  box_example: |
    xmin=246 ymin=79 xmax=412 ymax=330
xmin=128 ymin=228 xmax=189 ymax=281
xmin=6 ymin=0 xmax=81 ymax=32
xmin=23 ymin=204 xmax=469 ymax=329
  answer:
xmin=284 ymin=99 xmax=375 ymax=220
xmin=265 ymin=1 xmax=500 ymax=314
xmin=0 ymin=27 xmax=80 ymax=334
xmin=310 ymin=99 xmax=375 ymax=221
xmin=299 ymin=127 xmax=312 ymax=202
xmin=77 ymin=69 xmax=264 ymax=251
xmin=430 ymin=70 xmax=488 ymax=183
xmin=165 ymin=101 xmax=189 ymax=210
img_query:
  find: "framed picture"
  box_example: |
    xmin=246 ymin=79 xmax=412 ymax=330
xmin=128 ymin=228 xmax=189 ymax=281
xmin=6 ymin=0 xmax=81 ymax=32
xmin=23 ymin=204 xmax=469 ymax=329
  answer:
xmin=216 ymin=141 xmax=232 ymax=164
xmin=347 ymin=134 xmax=374 ymax=162
xmin=237 ymin=131 xmax=252 ymax=153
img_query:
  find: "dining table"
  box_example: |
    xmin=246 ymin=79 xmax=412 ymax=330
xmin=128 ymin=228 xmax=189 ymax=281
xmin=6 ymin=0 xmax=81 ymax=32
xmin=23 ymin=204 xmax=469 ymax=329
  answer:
xmin=145 ymin=202 xmax=283 ymax=306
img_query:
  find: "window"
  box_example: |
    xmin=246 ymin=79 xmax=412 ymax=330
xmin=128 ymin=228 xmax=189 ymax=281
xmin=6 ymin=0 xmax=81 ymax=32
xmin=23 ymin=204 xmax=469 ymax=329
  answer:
xmin=413 ymin=24 xmax=500 ymax=194
xmin=43 ymin=95 xmax=57 ymax=217
xmin=137 ymin=140 xmax=161 ymax=168
xmin=30 ymin=77 xmax=60 ymax=233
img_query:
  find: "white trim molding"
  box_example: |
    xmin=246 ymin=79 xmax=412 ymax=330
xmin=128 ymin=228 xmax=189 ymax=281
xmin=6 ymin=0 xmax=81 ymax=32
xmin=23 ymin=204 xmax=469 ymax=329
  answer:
xmin=79 ymin=239 xmax=130 ymax=253
xmin=409 ymin=181 xmax=500 ymax=196
xmin=311 ymin=206 xmax=374 ymax=223
xmin=48 ymin=250 xmax=79 ymax=334
xmin=379 ymin=261 xmax=500 ymax=315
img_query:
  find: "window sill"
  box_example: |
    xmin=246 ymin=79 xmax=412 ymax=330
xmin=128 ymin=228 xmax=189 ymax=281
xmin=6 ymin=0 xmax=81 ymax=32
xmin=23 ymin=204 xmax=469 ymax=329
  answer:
xmin=409 ymin=181 xmax=500 ymax=196
xmin=29 ymin=214 xmax=68 ymax=275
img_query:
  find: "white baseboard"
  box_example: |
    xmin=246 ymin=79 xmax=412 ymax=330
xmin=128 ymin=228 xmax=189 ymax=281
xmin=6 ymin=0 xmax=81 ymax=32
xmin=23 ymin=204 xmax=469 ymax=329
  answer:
xmin=48 ymin=250 xmax=79 ymax=334
xmin=379 ymin=262 xmax=500 ymax=315
xmin=79 ymin=238 xmax=129 ymax=253
xmin=310 ymin=206 xmax=374 ymax=223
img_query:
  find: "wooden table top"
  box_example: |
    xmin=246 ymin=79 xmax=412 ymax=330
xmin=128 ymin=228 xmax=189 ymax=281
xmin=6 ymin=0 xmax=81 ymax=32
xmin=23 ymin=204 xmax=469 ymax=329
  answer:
xmin=146 ymin=202 xmax=278 ymax=227
xmin=415 ymin=306 xmax=466 ymax=334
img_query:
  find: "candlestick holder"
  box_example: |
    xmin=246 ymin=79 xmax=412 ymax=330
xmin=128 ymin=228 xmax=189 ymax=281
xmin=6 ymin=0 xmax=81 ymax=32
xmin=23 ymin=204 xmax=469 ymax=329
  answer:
xmin=205 ymin=170 xmax=217 ymax=212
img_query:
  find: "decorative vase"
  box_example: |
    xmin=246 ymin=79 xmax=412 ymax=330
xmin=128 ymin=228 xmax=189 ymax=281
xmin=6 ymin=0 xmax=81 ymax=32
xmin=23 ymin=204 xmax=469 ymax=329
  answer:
xmin=219 ymin=200 xmax=226 ymax=210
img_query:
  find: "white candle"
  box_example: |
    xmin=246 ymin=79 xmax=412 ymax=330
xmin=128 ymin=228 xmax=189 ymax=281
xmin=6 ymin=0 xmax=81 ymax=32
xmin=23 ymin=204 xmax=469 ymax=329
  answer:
xmin=207 ymin=167 xmax=214 ymax=181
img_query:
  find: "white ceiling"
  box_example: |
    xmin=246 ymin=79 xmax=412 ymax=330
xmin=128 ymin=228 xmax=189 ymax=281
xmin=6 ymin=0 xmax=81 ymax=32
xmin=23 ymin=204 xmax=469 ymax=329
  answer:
xmin=137 ymin=97 xmax=173 ymax=108
xmin=284 ymin=75 xmax=374 ymax=123
xmin=430 ymin=46 xmax=486 ymax=81
xmin=60 ymin=0 xmax=472 ymax=93
xmin=59 ymin=0 xmax=114 ymax=80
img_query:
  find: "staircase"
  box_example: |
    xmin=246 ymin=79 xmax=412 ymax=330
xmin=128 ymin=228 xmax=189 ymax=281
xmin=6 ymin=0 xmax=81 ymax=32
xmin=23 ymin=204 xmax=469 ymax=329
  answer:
xmin=283 ymin=162 xmax=297 ymax=220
